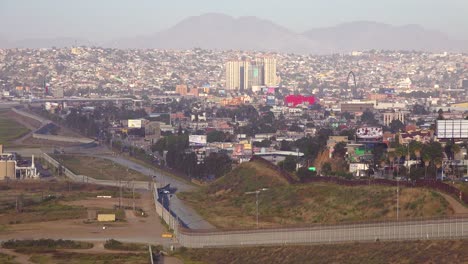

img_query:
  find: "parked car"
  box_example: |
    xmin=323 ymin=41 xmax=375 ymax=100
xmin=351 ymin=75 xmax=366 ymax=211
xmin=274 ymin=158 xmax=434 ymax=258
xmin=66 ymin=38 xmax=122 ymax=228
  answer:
xmin=460 ymin=176 xmax=468 ymax=182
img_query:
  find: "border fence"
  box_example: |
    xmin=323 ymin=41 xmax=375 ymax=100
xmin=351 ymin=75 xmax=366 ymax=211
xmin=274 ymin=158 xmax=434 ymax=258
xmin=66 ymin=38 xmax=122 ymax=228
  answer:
xmin=42 ymin=153 xmax=468 ymax=248
xmin=177 ymin=215 xmax=468 ymax=248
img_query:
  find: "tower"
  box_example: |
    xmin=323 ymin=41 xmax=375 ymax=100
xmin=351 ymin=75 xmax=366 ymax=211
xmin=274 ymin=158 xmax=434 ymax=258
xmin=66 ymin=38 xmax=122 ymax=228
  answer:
xmin=225 ymin=60 xmax=250 ymax=92
xmin=263 ymin=57 xmax=278 ymax=87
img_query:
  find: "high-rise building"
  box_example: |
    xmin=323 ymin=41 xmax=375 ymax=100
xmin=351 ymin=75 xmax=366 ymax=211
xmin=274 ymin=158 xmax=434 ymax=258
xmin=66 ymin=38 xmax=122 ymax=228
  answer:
xmin=226 ymin=57 xmax=277 ymax=91
xmin=226 ymin=60 xmax=249 ymax=91
xmin=248 ymin=61 xmax=264 ymax=88
xmin=263 ymin=57 xmax=278 ymax=87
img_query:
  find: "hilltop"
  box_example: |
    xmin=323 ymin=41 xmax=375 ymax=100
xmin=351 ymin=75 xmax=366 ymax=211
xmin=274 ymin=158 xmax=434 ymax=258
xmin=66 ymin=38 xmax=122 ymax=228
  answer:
xmin=205 ymin=158 xmax=295 ymax=196
xmin=178 ymin=159 xmax=454 ymax=229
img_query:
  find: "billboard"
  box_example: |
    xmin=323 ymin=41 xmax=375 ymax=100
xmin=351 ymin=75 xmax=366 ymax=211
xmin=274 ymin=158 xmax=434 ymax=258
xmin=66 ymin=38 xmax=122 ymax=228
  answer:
xmin=356 ymin=126 xmax=383 ymax=139
xmin=233 ymin=143 xmax=253 ymax=156
xmin=233 ymin=144 xmax=244 ymax=156
xmin=284 ymin=95 xmax=316 ymax=107
xmin=128 ymin=119 xmax=142 ymax=128
xmin=189 ymin=135 xmax=207 ymax=146
xmin=437 ymin=120 xmax=468 ymax=139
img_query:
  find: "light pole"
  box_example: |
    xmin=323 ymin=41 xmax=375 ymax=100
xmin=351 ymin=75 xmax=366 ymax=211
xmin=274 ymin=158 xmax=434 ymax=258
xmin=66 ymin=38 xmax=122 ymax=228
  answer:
xmin=404 ymin=142 xmax=410 ymax=176
xmin=245 ymin=188 xmax=268 ymax=228
xmin=396 ymin=177 xmax=399 ymax=221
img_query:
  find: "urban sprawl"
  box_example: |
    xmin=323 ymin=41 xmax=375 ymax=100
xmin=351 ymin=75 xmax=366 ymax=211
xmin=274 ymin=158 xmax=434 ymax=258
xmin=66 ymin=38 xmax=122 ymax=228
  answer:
xmin=0 ymin=47 xmax=467 ymax=181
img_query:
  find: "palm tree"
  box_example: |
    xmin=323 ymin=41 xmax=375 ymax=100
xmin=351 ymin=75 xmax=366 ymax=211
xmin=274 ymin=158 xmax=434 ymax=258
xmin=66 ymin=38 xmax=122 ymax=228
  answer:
xmin=410 ymin=141 xmax=423 ymax=160
xmin=451 ymin=144 xmax=461 ymax=160
xmin=395 ymin=146 xmax=407 ymax=178
xmin=387 ymin=151 xmax=396 ymax=177
xmin=451 ymin=144 xmax=461 ymax=178
xmin=434 ymin=157 xmax=443 ymax=180
xmin=422 ymin=153 xmax=431 ymax=179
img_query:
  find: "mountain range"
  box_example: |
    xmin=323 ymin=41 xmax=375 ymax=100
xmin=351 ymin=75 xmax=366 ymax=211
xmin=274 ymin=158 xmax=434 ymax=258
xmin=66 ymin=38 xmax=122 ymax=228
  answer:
xmin=1 ymin=13 xmax=466 ymax=54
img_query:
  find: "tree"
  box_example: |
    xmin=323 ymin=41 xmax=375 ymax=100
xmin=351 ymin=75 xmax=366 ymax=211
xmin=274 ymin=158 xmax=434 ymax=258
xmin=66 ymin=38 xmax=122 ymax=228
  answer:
xmin=451 ymin=144 xmax=461 ymax=160
xmin=279 ymin=156 xmax=297 ymax=172
xmin=297 ymin=167 xmax=316 ymax=181
xmin=412 ymin=104 xmax=428 ymax=115
xmin=434 ymin=157 xmax=443 ymax=179
xmin=280 ymin=140 xmax=292 ymax=151
xmin=339 ymin=129 xmax=356 ymax=140
xmin=361 ymin=109 xmax=378 ymax=125
xmin=332 ymin=142 xmax=347 ymax=159
xmin=422 ymin=153 xmax=431 ymax=179
xmin=409 ymin=141 xmax=423 ymax=160
xmin=395 ymin=146 xmax=407 ymax=177
xmin=205 ymin=153 xmax=232 ymax=178
xmin=321 ymin=162 xmax=332 ymax=175
xmin=437 ymin=109 xmax=445 ymax=120
xmin=207 ymin=130 xmax=226 ymax=143
xmin=389 ymin=120 xmax=405 ymax=133
xmin=341 ymin=112 xmax=353 ymax=121
xmin=253 ymin=139 xmax=271 ymax=148
xmin=424 ymin=142 xmax=444 ymax=160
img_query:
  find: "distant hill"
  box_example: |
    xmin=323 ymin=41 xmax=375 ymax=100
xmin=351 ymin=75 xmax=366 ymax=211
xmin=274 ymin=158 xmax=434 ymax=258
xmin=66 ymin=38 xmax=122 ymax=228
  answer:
xmin=1 ymin=14 xmax=467 ymax=53
xmin=303 ymin=21 xmax=466 ymax=52
xmin=12 ymin=37 xmax=92 ymax=49
xmin=110 ymin=13 xmax=320 ymax=53
xmin=110 ymin=14 xmax=467 ymax=53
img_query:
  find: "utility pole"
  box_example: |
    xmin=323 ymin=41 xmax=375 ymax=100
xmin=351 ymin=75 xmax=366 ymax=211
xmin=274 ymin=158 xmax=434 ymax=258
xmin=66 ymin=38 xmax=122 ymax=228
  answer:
xmin=245 ymin=188 xmax=268 ymax=228
xmin=132 ymin=180 xmax=135 ymax=211
xmin=119 ymin=174 xmax=123 ymax=209
xmin=397 ymin=177 xmax=399 ymax=221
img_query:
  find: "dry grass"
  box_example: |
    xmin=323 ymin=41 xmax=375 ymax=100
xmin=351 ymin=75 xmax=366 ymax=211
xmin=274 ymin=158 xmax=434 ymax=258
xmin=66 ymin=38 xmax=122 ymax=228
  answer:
xmin=52 ymin=155 xmax=150 ymax=181
xmin=29 ymin=252 xmax=149 ymax=264
xmin=175 ymin=240 xmax=468 ymax=264
xmin=0 ymin=253 xmax=19 ymax=264
xmin=179 ymin=162 xmax=453 ymax=229
xmin=0 ymin=110 xmax=30 ymax=145
xmin=0 ymin=181 xmax=133 ymax=225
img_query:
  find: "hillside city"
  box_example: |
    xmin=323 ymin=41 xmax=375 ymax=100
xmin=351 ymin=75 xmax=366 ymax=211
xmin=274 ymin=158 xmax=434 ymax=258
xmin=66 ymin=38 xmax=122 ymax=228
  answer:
xmin=0 ymin=46 xmax=468 ymax=263
xmin=0 ymin=47 xmax=467 ymax=180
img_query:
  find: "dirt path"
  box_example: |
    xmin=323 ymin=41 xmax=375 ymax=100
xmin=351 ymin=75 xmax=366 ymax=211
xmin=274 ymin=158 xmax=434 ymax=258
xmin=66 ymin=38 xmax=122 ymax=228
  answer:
xmin=0 ymin=248 xmax=33 ymax=264
xmin=0 ymin=191 xmax=169 ymax=245
xmin=440 ymin=192 xmax=468 ymax=215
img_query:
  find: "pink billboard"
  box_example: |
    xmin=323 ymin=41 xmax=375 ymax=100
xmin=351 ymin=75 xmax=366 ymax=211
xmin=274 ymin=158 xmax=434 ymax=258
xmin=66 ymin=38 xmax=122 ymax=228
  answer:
xmin=284 ymin=95 xmax=316 ymax=107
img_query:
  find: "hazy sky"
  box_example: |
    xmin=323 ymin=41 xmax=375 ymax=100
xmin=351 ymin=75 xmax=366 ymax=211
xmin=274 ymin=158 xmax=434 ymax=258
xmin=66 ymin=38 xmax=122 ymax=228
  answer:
xmin=1 ymin=0 xmax=467 ymax=42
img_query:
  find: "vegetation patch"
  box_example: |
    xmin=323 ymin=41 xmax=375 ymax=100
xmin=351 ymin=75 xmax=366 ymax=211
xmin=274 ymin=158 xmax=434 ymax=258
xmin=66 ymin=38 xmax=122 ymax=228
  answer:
xmin=174 ymin=240 xmax=468 ymax=264
xmin=2 ymin=239 xmax=93 ymax=254
xmin=0 ymin=110 xmax=30 ymax=145
xmin=179 ymin=161 xmax=454 ymax=229
xmin=104 ymin=239 xmax=147 ymax=251
xmin=0 ymin=253 xmax=18 ymax=264
xmin=52 ymin=155 xmax=150 ymax=181
xmin=29 ymin=252 xmax=149 ymax=264
xmin=0 ymin=181 xmax=135 ymax=224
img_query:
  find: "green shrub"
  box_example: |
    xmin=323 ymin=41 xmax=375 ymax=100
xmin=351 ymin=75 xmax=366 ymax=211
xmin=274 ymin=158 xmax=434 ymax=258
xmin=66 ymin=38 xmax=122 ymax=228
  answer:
xmin=104 ymin=239 xmax=147 ymax=251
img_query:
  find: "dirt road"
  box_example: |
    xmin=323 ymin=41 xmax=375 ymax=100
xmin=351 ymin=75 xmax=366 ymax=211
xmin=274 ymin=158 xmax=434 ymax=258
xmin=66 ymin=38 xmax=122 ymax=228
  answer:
xmin=0 ymin=192 xmax=174 ymax=246
xmin=439 ymin=192 xmax=468 ymax=215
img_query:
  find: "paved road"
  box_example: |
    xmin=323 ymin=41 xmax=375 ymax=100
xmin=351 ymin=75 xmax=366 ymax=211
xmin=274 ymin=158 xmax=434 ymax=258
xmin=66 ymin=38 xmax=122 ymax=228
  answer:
xmin=94 ymin=154 xmax=214 ymax=230
xmin=178 ymin=217 xmax=468 ymax=248
xmin=40 ymin=145 xmax=215 ymax=230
